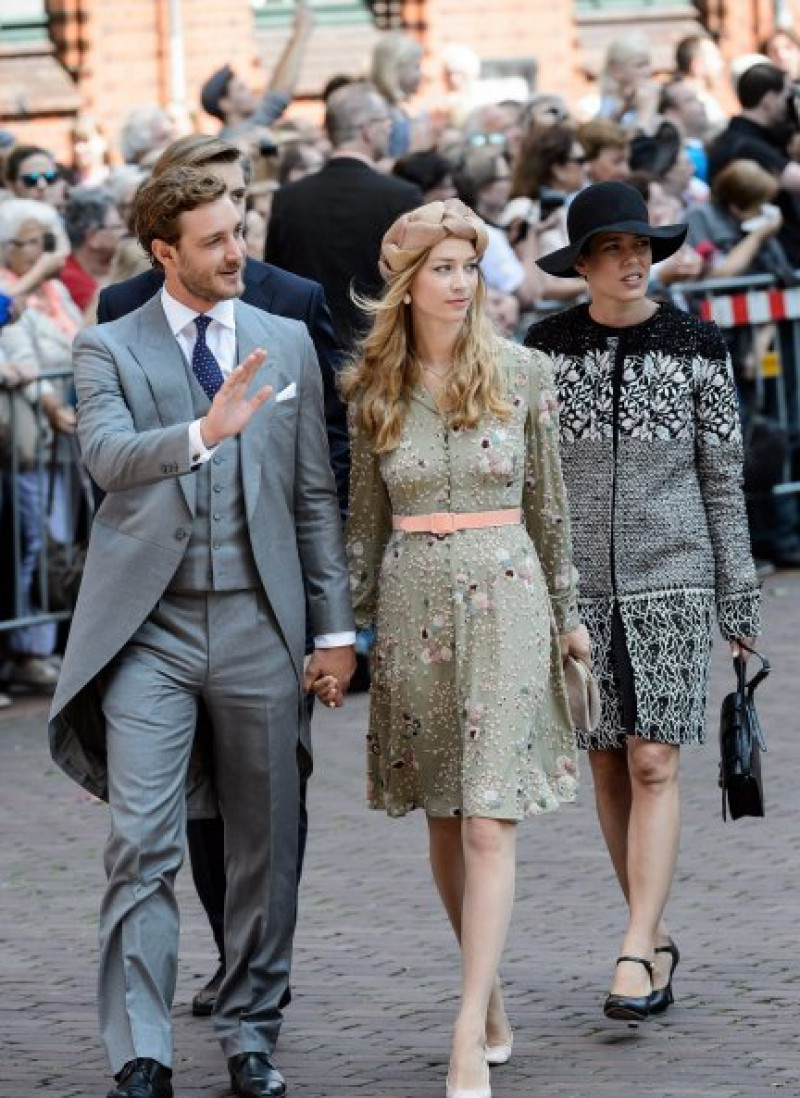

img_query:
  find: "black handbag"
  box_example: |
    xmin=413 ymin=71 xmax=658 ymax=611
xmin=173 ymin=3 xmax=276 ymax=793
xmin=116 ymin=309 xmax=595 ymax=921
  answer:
xmin=719 ymin=647 xmax=770 ymax=821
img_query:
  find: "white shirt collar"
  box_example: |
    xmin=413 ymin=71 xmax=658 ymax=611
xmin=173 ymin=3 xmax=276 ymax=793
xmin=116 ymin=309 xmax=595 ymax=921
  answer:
xmin=161 ymin=287 xmax=236 ymax=336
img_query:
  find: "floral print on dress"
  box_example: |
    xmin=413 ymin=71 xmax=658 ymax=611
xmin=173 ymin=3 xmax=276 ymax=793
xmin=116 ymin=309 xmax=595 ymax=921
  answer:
xmin=346 ymin=340 xmax=579 ymax=820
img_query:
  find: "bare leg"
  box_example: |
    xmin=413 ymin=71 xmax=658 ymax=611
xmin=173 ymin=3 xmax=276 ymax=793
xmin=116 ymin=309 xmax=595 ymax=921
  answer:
xmin=588 ymin=748 xmax=631 ymax=898
xmin=611 ymin=738 xmax=681 ymax=997
xmin=449 ymin=818 xmax=516 ymax=1091
xmin=427 ymin=817 xmax=510 ymax=1047
xmin=589 ymin=746 xmax=677 ymax=993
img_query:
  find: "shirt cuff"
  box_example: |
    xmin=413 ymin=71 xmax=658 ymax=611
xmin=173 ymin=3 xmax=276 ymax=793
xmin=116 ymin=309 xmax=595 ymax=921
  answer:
xmin=188 ymin=418 xmax=217 ymax=468
xmin=314 ymin=632 xmax=356 ymax=648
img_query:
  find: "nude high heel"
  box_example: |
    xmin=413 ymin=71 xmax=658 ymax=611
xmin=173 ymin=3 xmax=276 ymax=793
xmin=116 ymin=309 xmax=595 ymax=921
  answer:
xmin=445 ymin=1060 xmax=491 ymax=1098
xmin=485 ymin=1029 xmax=513 ymax=1066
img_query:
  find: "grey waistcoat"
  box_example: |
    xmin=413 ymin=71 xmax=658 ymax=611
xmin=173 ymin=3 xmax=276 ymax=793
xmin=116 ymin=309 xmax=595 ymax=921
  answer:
xmin=168 ymin=368 xmax=260 ymax=593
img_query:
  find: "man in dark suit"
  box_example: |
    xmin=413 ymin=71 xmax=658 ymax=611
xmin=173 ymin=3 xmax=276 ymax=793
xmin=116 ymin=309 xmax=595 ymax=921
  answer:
xmin=97 ymin=135 xmax=347 ymax=1019
xmin=266 ymin=82 xmax=423 ymax=350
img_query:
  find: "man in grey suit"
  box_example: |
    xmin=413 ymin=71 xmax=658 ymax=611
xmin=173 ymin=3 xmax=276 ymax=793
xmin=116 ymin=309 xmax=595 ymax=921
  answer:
xmin=49 ymin=166 xmax=355 ymax=1098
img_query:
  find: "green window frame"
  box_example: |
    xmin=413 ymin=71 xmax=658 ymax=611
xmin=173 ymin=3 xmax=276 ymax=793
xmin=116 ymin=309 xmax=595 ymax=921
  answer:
xmin=576 ymin=0 xmax=692 ymax=10
xmin=253 ymin=0 xmax=372 ymax=30
xmin=0 ymin=0 xmax=49 ymax=44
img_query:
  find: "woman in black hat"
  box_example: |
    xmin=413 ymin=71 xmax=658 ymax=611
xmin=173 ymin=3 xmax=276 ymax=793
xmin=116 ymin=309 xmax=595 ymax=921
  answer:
xmin=525 ymin=181 xmax=761 ymax=1023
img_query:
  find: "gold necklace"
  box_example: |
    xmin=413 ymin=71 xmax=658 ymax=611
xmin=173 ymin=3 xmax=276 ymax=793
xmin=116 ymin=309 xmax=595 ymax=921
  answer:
xmin=420 ymin=362 xmax=452 ymax=379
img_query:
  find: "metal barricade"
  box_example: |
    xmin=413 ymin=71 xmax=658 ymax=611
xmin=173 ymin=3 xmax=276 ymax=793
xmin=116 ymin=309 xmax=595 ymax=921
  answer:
xmin=668 ymin=271 xmax=800 ymax=499
xmin=0 ymin=367 xmax=91 ymax=636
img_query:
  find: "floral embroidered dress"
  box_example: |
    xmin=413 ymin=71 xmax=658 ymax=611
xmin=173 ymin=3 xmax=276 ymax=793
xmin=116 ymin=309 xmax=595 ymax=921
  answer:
xmin=526 ymin=302 xmax=761 ymax=749
xmin=346 ymin=340 xmax=580 ymax=820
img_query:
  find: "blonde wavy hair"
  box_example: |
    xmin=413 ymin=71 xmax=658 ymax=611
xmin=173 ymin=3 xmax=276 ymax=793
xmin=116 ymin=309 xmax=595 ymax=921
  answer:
xmin=340 ymin=199 xmax=510 ymax=453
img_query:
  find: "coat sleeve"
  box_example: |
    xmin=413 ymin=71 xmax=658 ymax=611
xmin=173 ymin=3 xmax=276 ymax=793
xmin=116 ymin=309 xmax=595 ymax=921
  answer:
xmin=292 ymin=329 xmax=355 ymax=637
xmin=305 ymin=284 xmax=349 ymax=515
xmin=344 ymin=413 xmax=392 ymax=630
xmin=694 ymin=328 xmax=761 ymax=639
xmin=74 ymin=327 xmax=196 ymax=492
xmin=520 ymin=347 xmax=580 ymax=633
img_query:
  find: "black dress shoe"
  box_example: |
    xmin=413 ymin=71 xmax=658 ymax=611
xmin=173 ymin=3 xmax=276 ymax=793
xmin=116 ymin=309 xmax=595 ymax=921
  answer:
xmin=107 ymin=1059 xmax=173 ymax=1098
xmin=192 ymin=962 xmax=225 ymax=1016
xmin=603 ymin=955 xmax=653 ymax=1023
xmin=229 ymin=1052 xmax=286 ymax=1097
xmin=649 ymin=939 xmax=680 ymax=1015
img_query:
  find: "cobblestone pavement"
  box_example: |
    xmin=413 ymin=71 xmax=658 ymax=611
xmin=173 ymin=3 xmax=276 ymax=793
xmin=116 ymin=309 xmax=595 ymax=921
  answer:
xmin=2 ymin=573 xmax=799 ymax=1098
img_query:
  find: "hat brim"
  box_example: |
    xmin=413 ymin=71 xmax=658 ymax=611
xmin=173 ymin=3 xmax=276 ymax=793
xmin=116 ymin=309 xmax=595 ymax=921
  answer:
xmin=536 ymin=220 xmax=688 ymax=278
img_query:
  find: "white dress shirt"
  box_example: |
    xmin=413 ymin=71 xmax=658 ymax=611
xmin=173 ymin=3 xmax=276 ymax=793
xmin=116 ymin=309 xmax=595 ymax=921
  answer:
xmin=161 ymin=288 xmax=235 ymax=464
xmin=160 ymin=289 xmax=353 ymax=651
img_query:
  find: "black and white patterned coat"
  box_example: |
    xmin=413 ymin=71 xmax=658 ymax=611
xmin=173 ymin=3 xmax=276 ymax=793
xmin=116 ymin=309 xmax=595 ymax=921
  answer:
xmin=526 ymin=302 xmax=760 ymax=747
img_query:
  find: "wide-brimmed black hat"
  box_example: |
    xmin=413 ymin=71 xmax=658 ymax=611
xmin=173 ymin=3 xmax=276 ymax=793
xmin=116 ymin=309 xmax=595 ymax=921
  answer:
xmin=537 ymin=181 xmax=687 ymax=278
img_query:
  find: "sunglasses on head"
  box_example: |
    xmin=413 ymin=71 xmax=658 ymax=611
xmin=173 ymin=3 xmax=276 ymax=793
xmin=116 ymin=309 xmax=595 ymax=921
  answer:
xmin=20 ymin=170 xmax=59 ymax=187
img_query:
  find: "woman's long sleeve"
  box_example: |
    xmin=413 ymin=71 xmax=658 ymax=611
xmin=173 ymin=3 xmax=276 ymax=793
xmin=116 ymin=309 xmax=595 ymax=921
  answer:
xmin=345 ymin=416 xmax=393 ymax=630
xmin=694 ymin=333 xmax=761 ymax=640
xmin=521 ymin=348 xmax=580 ymax=633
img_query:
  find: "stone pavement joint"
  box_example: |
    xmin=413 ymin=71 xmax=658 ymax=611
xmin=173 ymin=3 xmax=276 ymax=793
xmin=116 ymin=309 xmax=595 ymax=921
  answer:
xmin=1 ymin=573 xmax=799 ymax=1097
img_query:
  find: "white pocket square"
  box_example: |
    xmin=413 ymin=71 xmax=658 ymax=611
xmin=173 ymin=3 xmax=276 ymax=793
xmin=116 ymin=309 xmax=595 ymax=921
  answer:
xmin=275 ymin=382 xmax=297 ymax=403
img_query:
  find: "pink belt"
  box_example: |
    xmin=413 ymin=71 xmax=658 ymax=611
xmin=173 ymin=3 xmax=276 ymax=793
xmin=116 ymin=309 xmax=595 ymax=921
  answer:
xmin=392 ymin=508 xmax=522 ymax=536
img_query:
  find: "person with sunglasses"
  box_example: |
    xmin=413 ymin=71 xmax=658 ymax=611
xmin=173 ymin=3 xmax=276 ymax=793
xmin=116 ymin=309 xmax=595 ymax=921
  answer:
xmin=6 ymin=145 xmax=63 ymax=207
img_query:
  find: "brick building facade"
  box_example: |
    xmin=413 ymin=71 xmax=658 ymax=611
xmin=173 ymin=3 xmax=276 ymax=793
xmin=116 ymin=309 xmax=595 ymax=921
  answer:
xmin=0 ymin=0 xmax=797 ymax=162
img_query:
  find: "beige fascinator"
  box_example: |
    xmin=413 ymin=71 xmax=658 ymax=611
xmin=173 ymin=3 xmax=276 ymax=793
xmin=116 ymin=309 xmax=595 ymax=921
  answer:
xmin=379 ymin=198 xmax=489 ymax=282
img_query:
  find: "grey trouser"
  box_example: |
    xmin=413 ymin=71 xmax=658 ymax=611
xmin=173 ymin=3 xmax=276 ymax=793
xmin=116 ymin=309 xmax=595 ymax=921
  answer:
xmin=98 ymin=590 xmax=300 ymax=1073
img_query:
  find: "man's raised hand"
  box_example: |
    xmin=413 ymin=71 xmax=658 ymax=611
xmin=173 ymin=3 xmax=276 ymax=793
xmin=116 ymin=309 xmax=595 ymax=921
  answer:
xmin=200 ymin=348 xmax=272 ymax=448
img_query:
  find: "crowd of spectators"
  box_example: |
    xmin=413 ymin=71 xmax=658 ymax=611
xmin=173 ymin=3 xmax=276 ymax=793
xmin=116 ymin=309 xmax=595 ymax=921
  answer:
xmin=3 ymin=19 xmax=800 ymax=707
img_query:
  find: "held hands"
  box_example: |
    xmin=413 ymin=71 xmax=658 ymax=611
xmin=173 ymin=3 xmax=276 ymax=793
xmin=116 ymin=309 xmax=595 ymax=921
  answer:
xmin=304 ymin=645 xmax=357 ymax=709
xmin=200 ymin=348 xmax=272 ymax=449
xmin=559 ymin=623 xmax=592 ymax=665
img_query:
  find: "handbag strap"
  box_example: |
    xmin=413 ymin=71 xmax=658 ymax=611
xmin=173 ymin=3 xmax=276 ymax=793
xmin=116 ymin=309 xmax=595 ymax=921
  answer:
xmin=732 ymin=645 xmax=770 ymax=753
xmin=733 ymin=642 xmax=771 ymax=695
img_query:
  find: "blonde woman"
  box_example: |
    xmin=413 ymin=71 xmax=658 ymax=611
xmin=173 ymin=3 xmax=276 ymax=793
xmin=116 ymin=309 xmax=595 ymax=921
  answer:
xmin=370 ymin=30 xmax=424 ymax=156
xmin=338 ymin=200 xmax=590 ymax=1098
xmin=579 ymin=32 xmax=660 ymax=132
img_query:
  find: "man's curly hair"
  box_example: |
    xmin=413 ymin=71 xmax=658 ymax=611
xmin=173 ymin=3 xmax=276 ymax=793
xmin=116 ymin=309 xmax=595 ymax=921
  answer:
xmin=133 ymin=166 xmax=227 ymax=268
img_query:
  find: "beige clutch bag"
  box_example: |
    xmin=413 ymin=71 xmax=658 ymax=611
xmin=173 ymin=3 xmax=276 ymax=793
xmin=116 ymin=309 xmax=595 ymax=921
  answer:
xmin=563 ymin=655 xmax=601 ymax=732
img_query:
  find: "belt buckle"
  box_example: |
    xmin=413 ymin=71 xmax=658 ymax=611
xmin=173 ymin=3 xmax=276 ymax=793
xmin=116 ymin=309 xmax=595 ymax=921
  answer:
xmin=430 ymin=512 xmax=457 ymax=536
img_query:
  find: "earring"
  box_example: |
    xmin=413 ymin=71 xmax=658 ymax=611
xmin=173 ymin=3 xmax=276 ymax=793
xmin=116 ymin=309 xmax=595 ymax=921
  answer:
xmin=403 ymin=293 xmax=411 ymax=305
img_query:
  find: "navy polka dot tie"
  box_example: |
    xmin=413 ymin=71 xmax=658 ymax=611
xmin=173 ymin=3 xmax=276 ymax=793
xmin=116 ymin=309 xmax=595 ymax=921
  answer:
xmin=192 ymin=315 xmax=225 ymax=400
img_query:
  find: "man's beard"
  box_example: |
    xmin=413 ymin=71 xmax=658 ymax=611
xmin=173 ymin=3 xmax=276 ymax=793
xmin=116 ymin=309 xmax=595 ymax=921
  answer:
xmin=180 ymin=264 xmax=244 ymax=304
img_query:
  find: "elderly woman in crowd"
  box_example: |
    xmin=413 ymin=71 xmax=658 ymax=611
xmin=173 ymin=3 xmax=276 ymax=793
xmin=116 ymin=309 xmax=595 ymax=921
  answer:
xmin=60 ymin=187 xmax=126 ymax=313
xmin=339 ymin=198 xmax=589 ymax=1097
xmin=526 ymin=181 xmax=760 ymax=1025
xmin=0 ymin=198 xmax=81 ymax=691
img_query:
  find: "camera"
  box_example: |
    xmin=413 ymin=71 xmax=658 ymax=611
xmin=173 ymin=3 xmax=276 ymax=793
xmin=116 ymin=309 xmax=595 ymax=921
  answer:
xmin=786 ymin=83 xmax=800 ymax=129
xmin=539 ymin=186 xmax=567 ymax=218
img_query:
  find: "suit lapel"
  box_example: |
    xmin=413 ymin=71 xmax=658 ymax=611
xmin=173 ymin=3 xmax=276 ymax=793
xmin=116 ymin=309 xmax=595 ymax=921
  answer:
xmin=235 ymin=300 xmax=274 ymax=521
xmin=127 ymin=295 xmax=196 ymax=515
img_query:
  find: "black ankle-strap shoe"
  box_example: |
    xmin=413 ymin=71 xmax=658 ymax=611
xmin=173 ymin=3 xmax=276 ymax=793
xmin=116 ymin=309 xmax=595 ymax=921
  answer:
xmin=649 ymin=939 xmax=681 ymax=1015
xmin=603 ymin=954 xmax=654 ymax=1023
